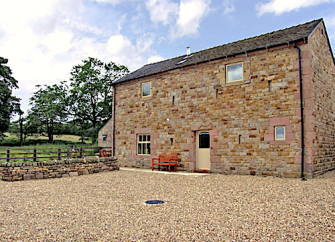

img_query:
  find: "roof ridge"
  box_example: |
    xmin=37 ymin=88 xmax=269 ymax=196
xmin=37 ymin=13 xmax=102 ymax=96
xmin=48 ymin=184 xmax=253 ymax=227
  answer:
xmin=183 ymin=18 xmax=323 ymax=57
xmin=143 ymin=18 xmax=322 ymax=66
xmin=114 ymin=18 xmax=323 ymax=85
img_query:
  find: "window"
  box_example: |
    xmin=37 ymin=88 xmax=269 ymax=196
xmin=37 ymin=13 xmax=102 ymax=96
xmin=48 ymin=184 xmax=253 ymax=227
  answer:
xmin=275 ymin=126 xmax=285 ymax=140
xmin=199 ymin=132 xmax=210 ymax=149
xmin=142 ymin=83 xmax=151 ymax=97
xmin=138 ymin=134 xmax=151 ymax=155
xmin=103 ymin=135 xmax=107 ymax=142
xmin=226 ymin=63 xmax=243 ymax=83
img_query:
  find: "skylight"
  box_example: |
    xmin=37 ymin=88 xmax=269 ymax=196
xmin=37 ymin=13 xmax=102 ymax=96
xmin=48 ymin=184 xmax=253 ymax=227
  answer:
xmin=176 ymin=59 xmax=188 ymax=65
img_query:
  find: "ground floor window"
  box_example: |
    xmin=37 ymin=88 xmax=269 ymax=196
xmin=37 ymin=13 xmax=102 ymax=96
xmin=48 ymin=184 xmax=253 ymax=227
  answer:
xmin=275 ymin=126 xmax=285 ymax=140
xmin=138 ymin=134 xmax=150 ymax=155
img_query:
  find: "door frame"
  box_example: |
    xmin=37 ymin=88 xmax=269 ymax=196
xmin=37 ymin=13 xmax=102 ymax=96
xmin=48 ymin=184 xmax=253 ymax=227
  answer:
xmin=196 ymin=130 xmax=211 ymax=170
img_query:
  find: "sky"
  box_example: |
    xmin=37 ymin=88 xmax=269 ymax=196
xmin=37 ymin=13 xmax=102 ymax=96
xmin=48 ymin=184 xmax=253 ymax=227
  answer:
xmin=1 ymin=0 xmax=335 ymax=113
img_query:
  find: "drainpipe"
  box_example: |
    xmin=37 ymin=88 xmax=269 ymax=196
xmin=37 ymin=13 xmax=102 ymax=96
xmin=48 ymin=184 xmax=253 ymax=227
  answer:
xmin=294 ymin=44 xmax=306 ymax=181
xmin=113 ymin=85 xmax=116 ymax=157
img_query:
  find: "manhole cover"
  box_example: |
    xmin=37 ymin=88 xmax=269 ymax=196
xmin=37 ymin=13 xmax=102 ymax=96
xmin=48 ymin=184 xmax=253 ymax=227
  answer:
xmin=145 ymin=200 xmax=165 ymax=205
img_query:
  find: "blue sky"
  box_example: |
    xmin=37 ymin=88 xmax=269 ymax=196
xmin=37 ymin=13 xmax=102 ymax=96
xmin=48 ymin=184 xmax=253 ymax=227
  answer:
xmin=1 ymin=0 xmax=335 ymax=113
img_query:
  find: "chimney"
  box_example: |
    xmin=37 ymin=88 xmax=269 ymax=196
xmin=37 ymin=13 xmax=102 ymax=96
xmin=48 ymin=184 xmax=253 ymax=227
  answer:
xmin=187 ymin=47 xmax=190 ymax=56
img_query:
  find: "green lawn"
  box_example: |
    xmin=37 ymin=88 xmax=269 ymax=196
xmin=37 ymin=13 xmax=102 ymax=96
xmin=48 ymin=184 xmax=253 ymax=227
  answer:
xmin=0 ymin=133 xmax=99 ymax=162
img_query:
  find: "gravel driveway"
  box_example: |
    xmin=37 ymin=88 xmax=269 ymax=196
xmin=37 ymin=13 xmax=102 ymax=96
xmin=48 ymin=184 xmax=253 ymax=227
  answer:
xmin=0 ymin=169 xmax=334 ymax=241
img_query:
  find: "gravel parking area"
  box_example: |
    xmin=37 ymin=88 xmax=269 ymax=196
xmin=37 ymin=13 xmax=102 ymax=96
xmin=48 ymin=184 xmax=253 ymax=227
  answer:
xmin=0 ymin=169 xmax=334 ymax=241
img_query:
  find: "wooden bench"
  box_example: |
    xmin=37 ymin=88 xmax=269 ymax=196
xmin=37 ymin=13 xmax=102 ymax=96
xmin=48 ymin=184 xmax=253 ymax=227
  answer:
xmin=152 ymin=154 xmax=178 ymax=172
xmin=99 ymin=149 xmax=111 ymax=157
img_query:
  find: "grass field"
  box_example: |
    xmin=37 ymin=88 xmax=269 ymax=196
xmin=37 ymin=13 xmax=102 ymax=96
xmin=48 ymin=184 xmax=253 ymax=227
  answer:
xmin=0 ymin=133 xmax=99 ymax=162
xmin=3 ymin=132 xmax=90 ymax=143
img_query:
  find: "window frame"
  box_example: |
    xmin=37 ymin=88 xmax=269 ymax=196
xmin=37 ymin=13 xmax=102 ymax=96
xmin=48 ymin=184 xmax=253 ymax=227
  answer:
xmin=226 ymin=62 xmax=243 ymax=83
xmin=137 ymin=134 xmax=151 ymax=155
xmin=142 ymin=82 xmax=151 ymax=97
xmin=275 ymin=126 xmax=286 ymax=141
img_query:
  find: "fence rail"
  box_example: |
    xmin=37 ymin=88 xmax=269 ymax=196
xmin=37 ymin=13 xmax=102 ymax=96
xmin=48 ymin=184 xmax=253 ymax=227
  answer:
xmin=0 ymin=147 xmax=112 ymax=162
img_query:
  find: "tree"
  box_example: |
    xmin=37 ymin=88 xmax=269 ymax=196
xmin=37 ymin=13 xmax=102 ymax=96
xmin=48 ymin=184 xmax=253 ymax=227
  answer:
xmin=68 ymin=57 xmax=129 ymax=144
xmin=0 ymin=57 xmax=20 ymax=139
xmin=28 ymin=82 xmax=68 ymax=144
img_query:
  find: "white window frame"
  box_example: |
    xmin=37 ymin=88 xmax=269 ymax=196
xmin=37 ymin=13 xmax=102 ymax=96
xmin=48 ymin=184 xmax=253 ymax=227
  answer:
xmin=226 ymin=63 xmax=243 ymax=83
xmin=142 ymin=82 xmax=151 ymax=97
xmin=137 ymin=134 xmax=151 ymax=155
xmin=275 ymin=126 xmax=286 ymax=141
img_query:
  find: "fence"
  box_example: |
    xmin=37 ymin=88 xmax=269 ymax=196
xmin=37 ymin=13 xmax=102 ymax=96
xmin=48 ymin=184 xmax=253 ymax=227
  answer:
xmin=0 ymin=147 xmax=112 ymax=162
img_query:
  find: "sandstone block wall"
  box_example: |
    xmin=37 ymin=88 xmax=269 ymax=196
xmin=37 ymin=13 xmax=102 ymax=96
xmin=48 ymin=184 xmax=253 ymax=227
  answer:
xmin=309 ymin=22 xmax=335 ymax=175
xmin=114 ymin=45 xmax=305 ymax=178
xmin=0 ymin=157 xmax=118 ymax=182
xmin=98 ymin=118 xmax=113 ymax=149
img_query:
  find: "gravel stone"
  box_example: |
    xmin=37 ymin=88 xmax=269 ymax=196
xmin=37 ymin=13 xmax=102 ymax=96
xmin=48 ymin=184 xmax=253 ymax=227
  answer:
xmin=0 ymin=169 xmax=334 ymax=241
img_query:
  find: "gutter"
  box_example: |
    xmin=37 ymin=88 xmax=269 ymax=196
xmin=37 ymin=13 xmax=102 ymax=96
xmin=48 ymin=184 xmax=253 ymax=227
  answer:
xmin=294 ymin=44 xmax=307 ymax=181
xmin=113 ymin=85 xmax=116 ymax=157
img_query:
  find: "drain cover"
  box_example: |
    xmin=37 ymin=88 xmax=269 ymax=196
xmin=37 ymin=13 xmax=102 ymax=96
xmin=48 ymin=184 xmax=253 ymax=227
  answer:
xmin=145 ymin=200 xmax=165 ymax=205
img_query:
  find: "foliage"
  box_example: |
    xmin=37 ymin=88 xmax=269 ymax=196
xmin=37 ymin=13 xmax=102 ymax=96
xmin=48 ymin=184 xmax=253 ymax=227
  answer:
xmin=0 ymin=132 xmax=92 ymax=147
xmin=0 ymin=57 xmax=20 ymax=139
xmin=28 ymin=82 xmax=68 ymax=144
xmin=67 ymin=57 xmax=129 ymax=144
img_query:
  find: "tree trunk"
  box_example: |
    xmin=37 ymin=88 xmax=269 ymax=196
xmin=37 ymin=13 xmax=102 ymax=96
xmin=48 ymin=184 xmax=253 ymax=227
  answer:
xmin=19 ymin=114 xmax=23 ymax=146
xmin=92 ymin=125 xmax=96 ymax=145
xmin=81 ymin=132 xmax=84 ymax=144
xmin=50 ymin=119 xmax=54 ymax=144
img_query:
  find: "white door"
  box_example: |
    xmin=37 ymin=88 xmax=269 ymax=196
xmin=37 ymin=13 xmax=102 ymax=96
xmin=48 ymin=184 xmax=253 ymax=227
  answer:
xmin=196 ymin=131 xmax=211 ymax=170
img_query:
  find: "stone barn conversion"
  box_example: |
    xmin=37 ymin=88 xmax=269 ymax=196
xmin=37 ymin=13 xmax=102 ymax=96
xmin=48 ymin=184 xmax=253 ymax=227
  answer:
xmin=99 ymin=18 xmax=335 ymax=178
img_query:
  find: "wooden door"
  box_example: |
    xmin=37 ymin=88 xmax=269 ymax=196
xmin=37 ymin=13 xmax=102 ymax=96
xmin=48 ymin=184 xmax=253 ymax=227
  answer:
xmin=196 ymin=131 xmax=211 ymax=170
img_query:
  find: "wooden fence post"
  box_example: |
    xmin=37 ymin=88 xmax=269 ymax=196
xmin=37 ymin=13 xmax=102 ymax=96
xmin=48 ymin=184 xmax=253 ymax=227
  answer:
xmin=33 ymin=148 xmax=37 ymax=162
xmin=58 ymin=149 xmax=61 ymax=160
xmin=7 ymin=149 xmax=10 ymax=162
xmin=80 ymin=148 xmax=83 ymax=158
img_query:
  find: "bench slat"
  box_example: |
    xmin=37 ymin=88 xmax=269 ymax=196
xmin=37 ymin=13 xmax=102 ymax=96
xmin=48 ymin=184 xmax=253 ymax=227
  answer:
xmin=152 ymin=154 xmax=178 ymax=172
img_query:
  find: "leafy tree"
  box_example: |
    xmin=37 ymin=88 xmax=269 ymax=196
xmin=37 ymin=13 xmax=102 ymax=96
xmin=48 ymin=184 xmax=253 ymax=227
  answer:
xmin=0 ymin=57 xmax=20 ymax=139
xmin=68 ymin=57 xmax=129 ymax=144
xmin=28 ymin=82 xmax=68 ymax=144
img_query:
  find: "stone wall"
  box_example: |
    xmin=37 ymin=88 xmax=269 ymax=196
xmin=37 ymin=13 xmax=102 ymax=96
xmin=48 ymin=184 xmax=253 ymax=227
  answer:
xmin=114 ymin=44 xmax=305 ymax=178
xmin=309 ymin=22 xmax=335 ymax=175
xmin=0 ymin=157 xmax=118 ymax=182
xmin=98 ymin=118 xmax=114 ymax=149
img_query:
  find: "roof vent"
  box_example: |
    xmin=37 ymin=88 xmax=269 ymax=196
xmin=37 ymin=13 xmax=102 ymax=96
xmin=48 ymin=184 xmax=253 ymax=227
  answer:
xmin=187 ymin=47 xmax=190 ymax=56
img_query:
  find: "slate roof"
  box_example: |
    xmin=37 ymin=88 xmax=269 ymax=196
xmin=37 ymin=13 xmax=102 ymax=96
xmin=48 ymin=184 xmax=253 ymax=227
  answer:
xmin=113 ymin=19 xmax=322 ymax=85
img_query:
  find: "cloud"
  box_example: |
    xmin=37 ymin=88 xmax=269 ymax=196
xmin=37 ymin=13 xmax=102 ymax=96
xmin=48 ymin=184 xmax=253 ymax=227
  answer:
xmin=93 ymin=0 xmax=138 ymax=4
xmin=222 ymin=0 xmax=235 ymax=15
xmin=171 ymin=0 xmax=211 ymax=39
xmin=325 ymin=16 xmax=335 ymax=45
xmin=325 ymin=16 xmax=335 ymax=27
xmin=0 ymin=0 xmax=154 ymax=113
xmin=145 ymin=0 xmax=179 ymax=25
xmin=147 ymin=55 xmax=164 ymax=64
xmin=257 ymin=0 xmax=335 ymax=16
xmin=107 ymin=34 xmax=154 ymax=70
xmin=93 ymin=0 xmax=123 ymax=4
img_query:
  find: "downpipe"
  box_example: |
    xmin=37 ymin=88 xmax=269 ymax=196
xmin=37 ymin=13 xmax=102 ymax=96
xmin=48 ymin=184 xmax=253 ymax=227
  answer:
xmin=294 ymin=44 xmax=307 ymax=181
xmin=113 ymin=85 xmax=116 ymax=157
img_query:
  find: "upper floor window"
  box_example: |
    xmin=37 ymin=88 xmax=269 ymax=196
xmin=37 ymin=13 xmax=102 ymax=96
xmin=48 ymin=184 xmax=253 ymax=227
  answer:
xmin=226 ymin=63 xmax=243 ymax=83
xmin=102 ymin=135 xmax=107 ymax=142
xmin=142 ymin=82 xmax=151 ymax=97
